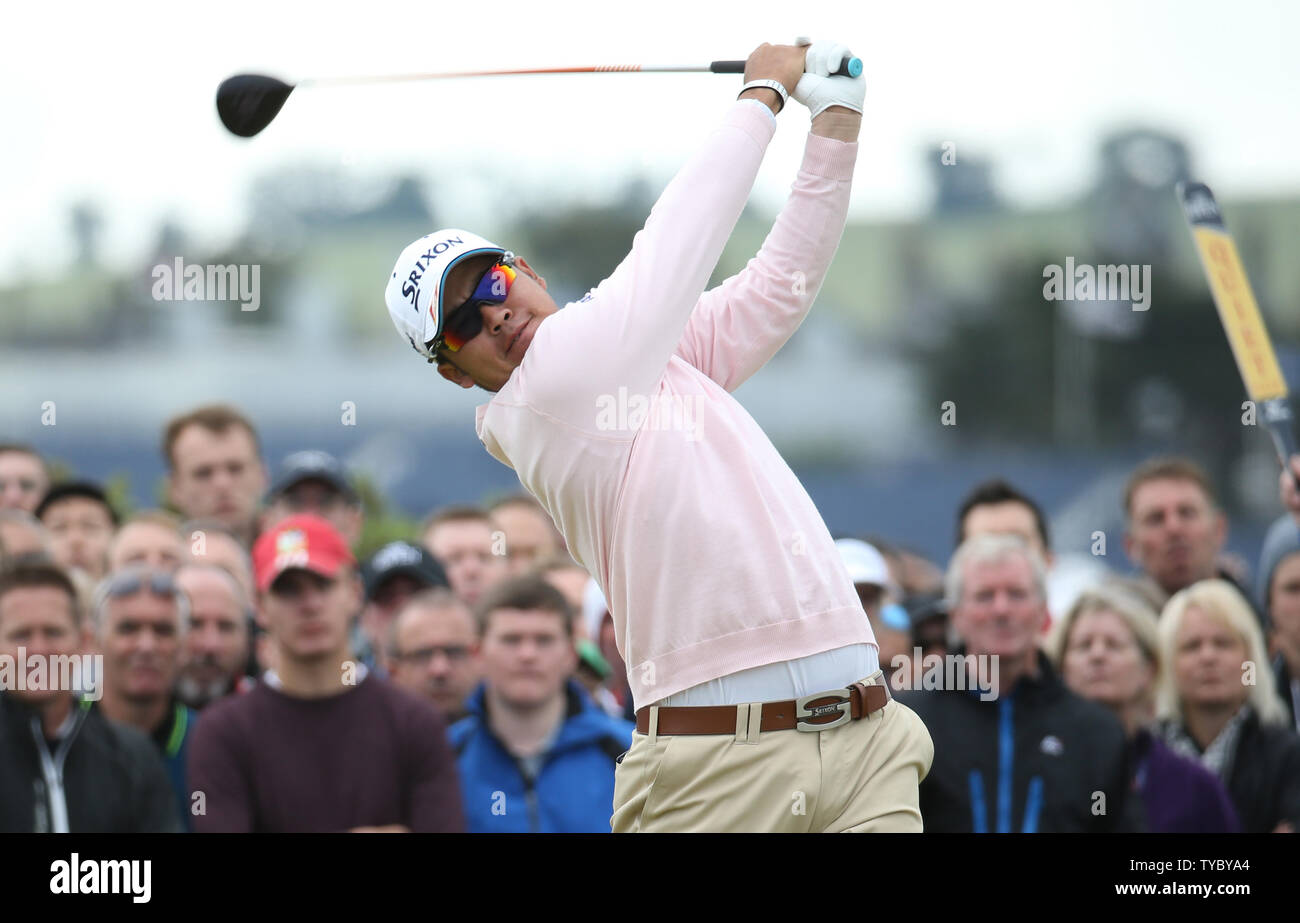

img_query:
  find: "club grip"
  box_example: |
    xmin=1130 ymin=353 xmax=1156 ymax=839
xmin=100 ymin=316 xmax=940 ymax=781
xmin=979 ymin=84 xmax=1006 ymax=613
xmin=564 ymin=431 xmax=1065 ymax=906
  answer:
xmin=711 ymin=56 xmax=862 ymax=77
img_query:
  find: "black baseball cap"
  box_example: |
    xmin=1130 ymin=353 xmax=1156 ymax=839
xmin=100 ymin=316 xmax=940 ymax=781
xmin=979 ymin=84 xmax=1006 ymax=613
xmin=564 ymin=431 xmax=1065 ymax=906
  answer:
xmin=34 ymin=481 xmax=119 ymax=526
xmin=904 ymin=591 xmax=949 ymax=628
xmin=361 ymin=540 xmax=449 ymax=600
xmin=267 ymin=450 xmax=358 ymax=504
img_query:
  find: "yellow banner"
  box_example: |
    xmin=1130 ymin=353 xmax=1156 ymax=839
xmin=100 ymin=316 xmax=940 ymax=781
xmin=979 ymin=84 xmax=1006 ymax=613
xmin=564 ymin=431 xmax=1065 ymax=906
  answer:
xmin=1191 ymin=226 xmax=1288 ymax=401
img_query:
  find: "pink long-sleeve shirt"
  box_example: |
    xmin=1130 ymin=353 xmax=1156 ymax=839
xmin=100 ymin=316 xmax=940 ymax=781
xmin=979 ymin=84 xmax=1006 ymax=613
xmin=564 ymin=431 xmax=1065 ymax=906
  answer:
xmin=476 ymin=100 xmax=876 ymax=709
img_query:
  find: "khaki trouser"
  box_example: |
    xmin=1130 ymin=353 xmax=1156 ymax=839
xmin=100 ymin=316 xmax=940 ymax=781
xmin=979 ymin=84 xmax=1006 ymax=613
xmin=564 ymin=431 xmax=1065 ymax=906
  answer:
xmin=611 ymin=673 xmax=934 ymax=832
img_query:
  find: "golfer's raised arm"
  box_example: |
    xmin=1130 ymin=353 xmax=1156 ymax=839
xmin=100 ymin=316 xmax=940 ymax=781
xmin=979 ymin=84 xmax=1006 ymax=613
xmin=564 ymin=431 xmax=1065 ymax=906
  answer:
xmin=572 ymin=45 xmax=804 ymax=397
xmin=677 ymin=119 xmax=858 ymax=392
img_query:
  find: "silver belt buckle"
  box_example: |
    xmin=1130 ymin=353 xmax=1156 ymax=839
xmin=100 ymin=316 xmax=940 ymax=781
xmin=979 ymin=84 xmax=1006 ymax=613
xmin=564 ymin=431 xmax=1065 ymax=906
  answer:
xmin=794 ymin=688 xmax=853 ymax=732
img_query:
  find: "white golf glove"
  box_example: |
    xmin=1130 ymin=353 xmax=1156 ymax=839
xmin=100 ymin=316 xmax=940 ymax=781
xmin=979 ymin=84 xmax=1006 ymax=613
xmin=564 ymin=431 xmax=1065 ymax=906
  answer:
xmin=792 ymin=39 xmax=865 ymax=118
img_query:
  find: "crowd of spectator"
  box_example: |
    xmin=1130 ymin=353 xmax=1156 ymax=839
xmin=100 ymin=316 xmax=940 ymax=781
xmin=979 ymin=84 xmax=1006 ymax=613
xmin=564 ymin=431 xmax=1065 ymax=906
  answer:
xmin=2 ymin=404 xmax=1299 ymax=833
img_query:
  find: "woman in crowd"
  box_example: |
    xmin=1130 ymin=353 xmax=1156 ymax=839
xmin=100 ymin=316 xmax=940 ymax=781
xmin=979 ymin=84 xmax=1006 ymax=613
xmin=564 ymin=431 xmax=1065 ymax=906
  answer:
xmin=1050 ymin=584 xmax=1238 ymax=832
xmin=1155 ymin=579 xmax=1300 ymax=833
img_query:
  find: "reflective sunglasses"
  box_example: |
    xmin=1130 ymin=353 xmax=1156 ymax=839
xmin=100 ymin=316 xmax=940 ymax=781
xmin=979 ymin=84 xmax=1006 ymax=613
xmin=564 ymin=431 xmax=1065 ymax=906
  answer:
xmin=102 ymin=569 xmax=178 ymax=599
xmin=429 ymin=252 xmax=517 ymax=355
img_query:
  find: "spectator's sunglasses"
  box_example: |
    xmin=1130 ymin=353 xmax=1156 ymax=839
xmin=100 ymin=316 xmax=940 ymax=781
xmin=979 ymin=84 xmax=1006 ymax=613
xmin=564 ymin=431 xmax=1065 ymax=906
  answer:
xmin=92 ymin=568 xmax=184 ymax=624
xmin=102 ymin=569 xmax=178 ymax=599
xmin=429 ymin=253 xmax=518 ymax=355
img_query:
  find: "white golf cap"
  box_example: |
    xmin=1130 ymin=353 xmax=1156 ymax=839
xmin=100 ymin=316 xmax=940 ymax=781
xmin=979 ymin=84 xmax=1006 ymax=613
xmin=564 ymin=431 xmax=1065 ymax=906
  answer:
xmin=835 ymin=538 xmax=891 ymax=588
xmin=385 ymin=228 xmax=505 ymax=360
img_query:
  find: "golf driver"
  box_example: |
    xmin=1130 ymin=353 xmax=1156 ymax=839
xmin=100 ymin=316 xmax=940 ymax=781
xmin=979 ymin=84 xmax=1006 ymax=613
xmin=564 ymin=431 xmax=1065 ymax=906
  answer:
xmin=216 ymin=55 xmax=863 ymax=138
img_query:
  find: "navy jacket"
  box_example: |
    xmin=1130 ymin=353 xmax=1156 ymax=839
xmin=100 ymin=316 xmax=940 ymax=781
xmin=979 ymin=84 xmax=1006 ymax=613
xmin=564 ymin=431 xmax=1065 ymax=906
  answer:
xmin=152 ymin=700 xmax=198 ymax=831
xmin=449 ymin=680 xmax=633 ymax=833
xmin=899 ymin=650 xmax=1141 ymax=832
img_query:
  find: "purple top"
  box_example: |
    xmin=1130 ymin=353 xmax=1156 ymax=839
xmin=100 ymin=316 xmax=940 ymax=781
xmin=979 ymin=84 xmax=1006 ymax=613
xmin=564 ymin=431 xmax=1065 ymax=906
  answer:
xmin=189 ymin=675 xmax=464 ymax=832
xmin=1133 ymin=729 xmax=1240 ymax=833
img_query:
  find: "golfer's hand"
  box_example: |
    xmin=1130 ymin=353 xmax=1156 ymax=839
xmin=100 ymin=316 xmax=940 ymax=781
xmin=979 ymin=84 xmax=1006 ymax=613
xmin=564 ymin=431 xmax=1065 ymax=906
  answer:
xmin=740 ymin=43 xmax=807 ymax=114
xmin=794 ymin=38 xmax=863 ymax=141
xmin=1282 ymin=455 xmax=1300 ymax=525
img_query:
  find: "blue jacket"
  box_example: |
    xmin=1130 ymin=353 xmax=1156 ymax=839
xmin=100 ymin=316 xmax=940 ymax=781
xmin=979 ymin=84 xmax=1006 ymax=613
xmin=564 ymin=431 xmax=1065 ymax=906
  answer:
xmin=449 ymin=680 xmax=633 ymax=833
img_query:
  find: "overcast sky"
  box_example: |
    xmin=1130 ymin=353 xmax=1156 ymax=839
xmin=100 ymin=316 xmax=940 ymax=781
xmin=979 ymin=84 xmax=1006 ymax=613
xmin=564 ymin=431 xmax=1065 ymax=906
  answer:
xmin=2 ymin=0 xmax=1297 ymax=285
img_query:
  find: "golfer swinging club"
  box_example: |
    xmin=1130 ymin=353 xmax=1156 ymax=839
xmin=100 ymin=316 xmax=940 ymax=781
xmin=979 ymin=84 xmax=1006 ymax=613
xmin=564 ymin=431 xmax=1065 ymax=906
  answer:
xmin=385 ymin=40 xmax=933 ymax=832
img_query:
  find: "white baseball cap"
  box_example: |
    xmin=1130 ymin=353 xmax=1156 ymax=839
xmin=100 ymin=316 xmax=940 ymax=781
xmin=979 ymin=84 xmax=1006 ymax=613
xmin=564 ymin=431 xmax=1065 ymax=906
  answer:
xmin=385 ymin=228 xmax=505 ymax=361
xmin=834 ymin=538 xmax=891 ymax=589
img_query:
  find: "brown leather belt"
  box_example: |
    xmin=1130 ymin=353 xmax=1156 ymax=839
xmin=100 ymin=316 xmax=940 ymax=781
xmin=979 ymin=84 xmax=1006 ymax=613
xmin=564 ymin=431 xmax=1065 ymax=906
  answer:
xmin=635 ymin=679 xmax=891 ymax=736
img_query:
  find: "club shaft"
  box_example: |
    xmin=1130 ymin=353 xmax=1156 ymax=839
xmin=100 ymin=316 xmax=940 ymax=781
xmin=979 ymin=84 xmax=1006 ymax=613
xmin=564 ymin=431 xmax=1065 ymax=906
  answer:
xmin=296 ymin=57 xmax=859 ymax=88
xmin=301 ymin=65 xmax=713 ymax=87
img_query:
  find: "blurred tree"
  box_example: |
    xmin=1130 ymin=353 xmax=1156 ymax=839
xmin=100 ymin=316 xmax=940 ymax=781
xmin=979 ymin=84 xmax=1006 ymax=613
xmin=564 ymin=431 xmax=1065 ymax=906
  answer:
xmin=103 ymin=473 xmax=135 ymax=520
xmin=40 ymin=462 xmax=136 ymax=520
xmin=149 ymin=218 xmax=190 ymax=263
xmin=44 ymin=458 xmax=74 ymax=484
xmin=353 ymin=473 xmax=418 ymax=559
xmin=928 ymin=145 xmax=1002 ymax=216
xmin=512 ymin=178 xmax=656 ymax=298
xmin=920 ymin=258 xmax=1056 ymax=443
xmin=919 ymin=250 xmax=1246 ymax=467
xmin=246 ymin=168 xmax=434 ymax=254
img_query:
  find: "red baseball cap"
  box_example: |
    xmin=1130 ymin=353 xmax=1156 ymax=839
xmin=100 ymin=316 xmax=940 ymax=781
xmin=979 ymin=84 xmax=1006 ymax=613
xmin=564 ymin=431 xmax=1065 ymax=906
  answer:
xmin=252 ymin=514 xmax=355 ymax=592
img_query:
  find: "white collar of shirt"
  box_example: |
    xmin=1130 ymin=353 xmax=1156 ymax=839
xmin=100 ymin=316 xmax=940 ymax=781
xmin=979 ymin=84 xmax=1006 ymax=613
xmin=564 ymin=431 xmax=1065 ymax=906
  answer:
xmin=262 ymin=662 xmax=368 ymax=690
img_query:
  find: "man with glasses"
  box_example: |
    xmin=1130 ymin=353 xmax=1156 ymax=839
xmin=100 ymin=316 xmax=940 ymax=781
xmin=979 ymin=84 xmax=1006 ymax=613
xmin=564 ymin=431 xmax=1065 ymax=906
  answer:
xmin=387 ymin=587 xmax=480 ymax=723
xmin=188 ymin=514 xmax=463 ymax=832
xmin=383 ymin=41 xmax=933 ymax=832
xmin=358 ymin=540 xmax=449 ymax=672
xmin=92 ymin=565 xmax=198 ymax=829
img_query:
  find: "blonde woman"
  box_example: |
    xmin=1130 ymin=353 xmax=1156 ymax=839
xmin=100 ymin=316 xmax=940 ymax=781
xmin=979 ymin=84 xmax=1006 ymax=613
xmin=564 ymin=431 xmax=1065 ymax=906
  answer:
xmin=1156 ymin=579 xmax=1300 ymax=833
xmin=1051 ymin=585 xmax=1237 ymax=832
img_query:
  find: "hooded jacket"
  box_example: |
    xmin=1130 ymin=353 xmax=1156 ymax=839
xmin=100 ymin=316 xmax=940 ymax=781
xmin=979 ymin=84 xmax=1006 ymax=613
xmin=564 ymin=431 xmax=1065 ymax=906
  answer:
xmin=898 ymin=650 xmax=1140 ymax=832
xmin=0 ymin=692 xmax=180 ymax=832
xmin=449 ymin=680 xmax=633 ymax=833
